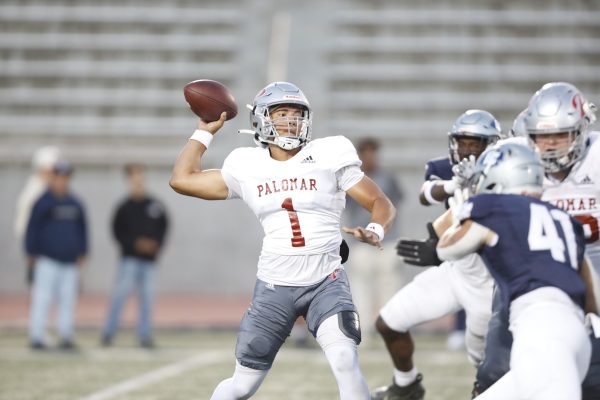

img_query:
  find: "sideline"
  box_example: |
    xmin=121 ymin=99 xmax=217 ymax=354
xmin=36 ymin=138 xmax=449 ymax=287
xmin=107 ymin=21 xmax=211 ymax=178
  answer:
xmin=77 ymin=350 xmax=228 ymax=400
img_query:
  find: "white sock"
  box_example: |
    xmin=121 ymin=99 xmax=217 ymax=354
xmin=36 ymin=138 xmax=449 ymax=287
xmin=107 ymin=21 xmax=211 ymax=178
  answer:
xmin=393 ymin=366 xmax=418 ymax=387
xmin=210 ymin=377 xmax=234 ymax=400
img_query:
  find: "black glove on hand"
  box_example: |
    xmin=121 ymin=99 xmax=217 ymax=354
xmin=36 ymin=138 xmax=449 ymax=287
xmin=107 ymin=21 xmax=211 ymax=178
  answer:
xmin=396 ymin=222 xmax=442 ymax=267
xmin=339 ymin=239 xmax=350 ymax=264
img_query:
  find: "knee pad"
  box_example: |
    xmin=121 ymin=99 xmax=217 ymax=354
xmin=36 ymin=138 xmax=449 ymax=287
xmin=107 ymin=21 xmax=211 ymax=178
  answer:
xmin=235 ymin=331 xmax=278 ymax=371
xmin=338 ymin=310 xmax=361 ymax=345
xmin=316 ymin=313 xmax=359 ymax=349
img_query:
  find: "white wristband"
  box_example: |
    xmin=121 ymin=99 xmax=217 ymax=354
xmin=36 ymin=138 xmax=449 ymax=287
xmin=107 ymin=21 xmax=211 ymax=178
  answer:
xmin=422 ymin=180 xmax=443 ymax=205
xmin=365 ymin=223 xmax=385 ymax=241
xmin=190 ymin=129 xmax=214 ymax=148
xmin=443 ymin=179 xmax=458 ymax=195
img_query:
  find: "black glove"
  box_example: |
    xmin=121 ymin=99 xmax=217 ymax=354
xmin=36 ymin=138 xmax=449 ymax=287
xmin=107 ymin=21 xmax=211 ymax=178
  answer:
xmin=396 ymin=222 xmax=442 ymax=267
xmin=339 ymin=239 xmax=350 ymax=264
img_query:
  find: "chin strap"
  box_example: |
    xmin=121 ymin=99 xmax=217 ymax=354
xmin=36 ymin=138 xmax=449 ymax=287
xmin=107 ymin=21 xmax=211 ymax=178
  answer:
xmin=238 ymin=129 xmax=304 ymax=150
xmin=274 ymin=136 xmax=303 ymax=150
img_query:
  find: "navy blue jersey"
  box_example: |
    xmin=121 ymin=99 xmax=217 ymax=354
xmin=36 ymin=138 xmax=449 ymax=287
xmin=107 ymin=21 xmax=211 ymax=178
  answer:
xmin=424 ymin=156 xmax=453 ymax=182
xmin=461 ymin=193 xmax=586 ymax=311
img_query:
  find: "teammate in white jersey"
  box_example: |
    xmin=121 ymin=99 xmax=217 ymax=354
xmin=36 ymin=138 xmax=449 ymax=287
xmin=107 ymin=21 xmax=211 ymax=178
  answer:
xmin=170 ymin=82 xmax=396 ymax=400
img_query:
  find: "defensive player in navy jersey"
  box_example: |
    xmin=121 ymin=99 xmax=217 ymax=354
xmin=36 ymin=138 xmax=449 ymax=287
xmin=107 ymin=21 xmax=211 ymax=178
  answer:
xmin=474 ymin=82 xmax=600 ymax=399
xmin=372 ymin=110 xmax=500 ymax=400
xmin=419 ymin=109 xmax=501 ymax=207
xmin=437 ymin=142 xmax=594 ymax=400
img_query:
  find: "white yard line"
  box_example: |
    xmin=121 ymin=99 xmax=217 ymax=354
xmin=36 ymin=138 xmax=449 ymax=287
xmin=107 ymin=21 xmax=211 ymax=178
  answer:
xmin=77 ymin=350 xmax=229 ymax=400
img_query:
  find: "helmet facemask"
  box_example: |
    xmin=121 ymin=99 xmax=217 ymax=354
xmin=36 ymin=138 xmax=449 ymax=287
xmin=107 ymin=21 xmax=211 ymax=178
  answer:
xmin=523 ymin=82 xmax=596 ymax=173
xmin=253 ymin=104 xmax=311 ymax=150
xmin=449 ymin=134 xmax=499 ymax=164
xmin=447 ymin=109 xmax=502 ymax=164
xmin=528 ymin=129 xmax=585 ymax=173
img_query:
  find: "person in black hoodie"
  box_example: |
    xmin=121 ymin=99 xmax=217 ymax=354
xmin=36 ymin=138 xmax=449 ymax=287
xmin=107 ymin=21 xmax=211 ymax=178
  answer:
xmin=101 ymin=164 xmax=168 ymax=348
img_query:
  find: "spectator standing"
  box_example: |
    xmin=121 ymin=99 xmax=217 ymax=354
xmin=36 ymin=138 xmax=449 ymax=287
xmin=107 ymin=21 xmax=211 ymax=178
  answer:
xmin=15 ymin=146 xmax=62 ymax=285
xmin=26 ymin=160 xmax=87 ymax=350
xmin=102 ymin=164 xmax=169 ymax=348
xmin=343 ymin=137 xmax=404 ymax=341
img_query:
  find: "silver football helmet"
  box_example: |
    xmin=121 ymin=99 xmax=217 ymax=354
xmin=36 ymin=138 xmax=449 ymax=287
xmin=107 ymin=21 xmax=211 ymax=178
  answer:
xmin=524 ymin=82 xmax=597 ymax=173
xmin=508 ymin=109 xmax=528 ymax=138
xmin=247 ymin=82 xmax=312 ymax=150
xmin=470 ymin=142 xmax=544 ymax=195
xmin=448 ymin=109 xmax=502 ymax=164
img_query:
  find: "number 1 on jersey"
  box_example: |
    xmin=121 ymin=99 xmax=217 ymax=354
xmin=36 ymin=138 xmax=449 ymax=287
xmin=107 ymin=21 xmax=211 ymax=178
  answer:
xmin=281 ymin=197 xmax=306 ymax=247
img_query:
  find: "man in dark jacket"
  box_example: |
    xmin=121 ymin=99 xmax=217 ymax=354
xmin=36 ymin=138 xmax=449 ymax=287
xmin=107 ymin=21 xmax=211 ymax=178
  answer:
xmin=26 ymin=160 xmax=87 ymax=350
xmin=101 ymin=164 xmax=168 ymax=348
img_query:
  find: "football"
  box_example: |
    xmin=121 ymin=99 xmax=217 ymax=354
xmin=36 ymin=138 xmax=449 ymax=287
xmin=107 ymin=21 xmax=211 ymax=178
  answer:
xmin=183 ymin=79 xmax=238 ymax=122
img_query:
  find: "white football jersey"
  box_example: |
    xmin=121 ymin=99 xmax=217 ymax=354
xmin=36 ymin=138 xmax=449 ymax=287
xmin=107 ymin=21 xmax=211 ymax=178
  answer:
xmin=221 ymin=136 xmax=364 ymax=285
xmin=542 ymin=132 xmax=600 ymax=291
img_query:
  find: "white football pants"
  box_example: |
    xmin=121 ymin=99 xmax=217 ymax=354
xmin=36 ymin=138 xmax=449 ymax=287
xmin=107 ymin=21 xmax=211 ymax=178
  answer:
xmin=379 ymin=253 xmax=494 ymax=364
xmin=477 ymin=287 xmax=591 ymax=400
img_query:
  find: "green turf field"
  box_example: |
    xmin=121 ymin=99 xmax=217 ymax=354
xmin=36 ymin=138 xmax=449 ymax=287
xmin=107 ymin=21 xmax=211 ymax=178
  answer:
xmin=0 ymin=328 xmax=474 ymax=399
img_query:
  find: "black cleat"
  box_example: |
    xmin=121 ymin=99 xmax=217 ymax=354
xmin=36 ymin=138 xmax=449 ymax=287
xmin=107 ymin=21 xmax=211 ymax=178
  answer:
xmin=100 ymin=335 xmax=112 ymax=347
xmin=58 ymin=340 xmax=78 ymax=351
xmin=371 ymin=374 xmax=425 ymax=400
xmin=29 ymin=341 xmax=47 ymax=351
xmin=139 ymin=338 xmax=155 ymax=349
